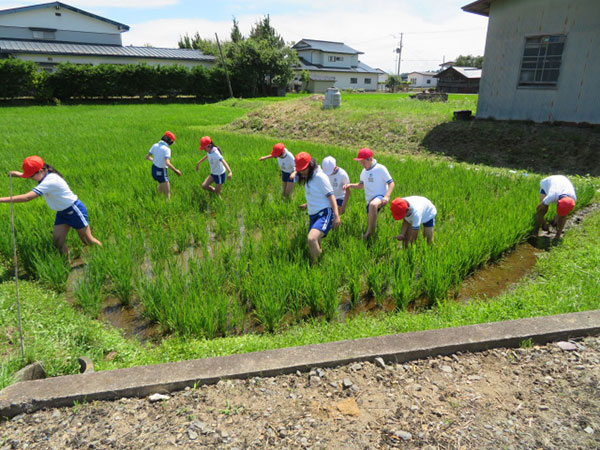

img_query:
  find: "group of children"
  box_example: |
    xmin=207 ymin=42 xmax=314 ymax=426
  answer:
xmin=1 ymin=131 xmax=578 ymax=260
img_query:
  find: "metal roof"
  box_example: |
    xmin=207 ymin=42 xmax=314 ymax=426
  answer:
xmin=434 ymin=66 xmax=482 ymax=79
xmin=0 ymin=39 xmax=216 ymax=61
xmin=462 ymin=0 xmax=493 ymax=17
xmin=407 ymin=71 xmax=438 ymax=76
xmin=293 ymin=39 xmax=363 ymax=55
xmin=0 ymin=2 xmax=130 ymax=31
xmin=295 ymin=57 xmax=380 ymax=74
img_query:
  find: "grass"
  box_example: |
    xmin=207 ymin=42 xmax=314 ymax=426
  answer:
xmin=2 ymin=206 xmax=599 ymax=389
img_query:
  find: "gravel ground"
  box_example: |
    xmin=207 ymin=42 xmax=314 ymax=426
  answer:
xmin=2 ymin=336 xmax=599 ymax=449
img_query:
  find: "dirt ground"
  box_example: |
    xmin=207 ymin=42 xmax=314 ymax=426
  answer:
xmin=2 ymin=336 xmax=599 ymax=449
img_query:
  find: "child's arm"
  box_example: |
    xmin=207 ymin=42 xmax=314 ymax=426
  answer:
xmin=259 ymin=155 xmax=274 ymax=161
xmin=340 ymin=189 xmax=351 ymax=214
xmin=165 ymin=158 xmax=182 ymax=177
xmin=382 ymin=181 xmax=395 ymax=205
xmin=195 ymin=155 xmax=208 ymax=172
xmin=222 ymin=159 xmax=233 ymax=179
xmin=8 ymin=171 xmax=23 ymax=177
xmin=0 ymin=191 xmax=39 ymax=204
xmin=145 ymin=153 xmax=153 ymax=162
xmin=329 ymin=195 xmax=341 ymax=229
xmin=343 ymin=181 xmax=363 ymax=191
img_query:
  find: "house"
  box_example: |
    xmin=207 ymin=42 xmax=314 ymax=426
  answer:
xmin=0 ymin=2 xmax=215 ymax=71
xmin=462 ymin=0 xmax=600 ymax=124
xmin=407 ymin=71 xmax=438 ymax=88
xmin=292 ymin=39 xmax=383 ymax=93
xmin=434 ymin=66 xmax=481 ymax=93
xmin=439 ymin=61 xmax=455 ymax=71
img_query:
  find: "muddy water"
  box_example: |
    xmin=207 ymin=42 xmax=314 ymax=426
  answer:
xmin=101 ymin=297 xmax=159 ymax=342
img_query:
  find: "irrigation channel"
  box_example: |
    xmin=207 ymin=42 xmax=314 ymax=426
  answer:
xmin=64 ymin=203 xmax=598 ymax=343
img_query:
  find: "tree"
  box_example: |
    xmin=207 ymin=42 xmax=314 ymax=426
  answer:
xmin=385 ymin=74 xmax=403 ymax=93
xmin=178 ymin=32 xmax=218 ymax=56
xmin=230 ymin=18 xmax=243 ymax=43
xmin=454 ymin=54 xmax=484 ymax=69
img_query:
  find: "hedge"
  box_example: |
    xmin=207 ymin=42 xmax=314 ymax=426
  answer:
xmin=0 ymin=59 xmax=225 ymax=102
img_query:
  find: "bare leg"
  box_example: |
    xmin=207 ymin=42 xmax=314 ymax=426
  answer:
xmin=423 ymin=226 xmax=434 ymax=245
xmin=202 ymin=175 xmax=216 ymax=192
xmin=555 ymin=215 xmax=568 ymax=239
xmin=307 ymin=229 xmax=325 ymax=262
xmin=283 ymin=182 xmax=294 ymax=198
xmin=157 ymin=181 xmax=171 ymax=199
xmin=533 ymin=201 xmax=549 ymax=236
xmin=364 ymin=198 xmax=383 ymax=239
xmin=76 ymin=226 xmax=103 ymax=247
xmin=52 ymin=224 xmax=70 ymax=256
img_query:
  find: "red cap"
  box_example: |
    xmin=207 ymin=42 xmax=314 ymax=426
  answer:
xmin=21 ymin=156 xmax=44 ymax=178
xmin=199 ymin=136 xmax=212 ymax=150
xmin=557 ymin=197 xmax=575 ymax=216
xmin=295 ymin=152 xmax=312 ymax=171
xmin=390 ymin=197 xmax=408 ymax=220
xmin=354 ymin=148 xmax=373 ymax=161
xmin=164 ymin=131 xmax=175 ymax=142
xmin=271 ymin=143 xmax=285 ymax=157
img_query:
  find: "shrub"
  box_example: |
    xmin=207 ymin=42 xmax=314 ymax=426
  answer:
xmin=0 ymin=59 xmax=38 ymax=98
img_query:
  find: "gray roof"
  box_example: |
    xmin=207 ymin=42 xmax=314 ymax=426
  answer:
xmin=407 ymin=71 xmax=438 ymax=76
xmin=310 ymin=75 xmax=336 ymax=81
xmin=0 ymin=2 xmax=129 ymax=31
xmin=462 ymin=0 xmax=493 ymax=17
xmin=295 ymin=57 xmax=380 ymax=74
xmin=435 ymin=66 xmax=482 ymax=79
xmin=0 ymin=39 xmax=216 ymax=62
xmin=293 ymin=39 xmax=363 ymax=55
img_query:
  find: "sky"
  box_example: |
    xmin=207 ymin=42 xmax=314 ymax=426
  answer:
xmin=0 ymin=0 xmax=489 ymax=73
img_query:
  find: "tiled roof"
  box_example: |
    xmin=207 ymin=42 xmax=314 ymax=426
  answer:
xmin=295 ymin=57 xmax=380 ymax=74
xmin=293 ymin=39 xmax=363 ymax=55
xmin=0 ymin=39 xmax=216 ymax=62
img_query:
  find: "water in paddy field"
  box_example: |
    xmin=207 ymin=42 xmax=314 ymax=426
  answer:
xmin=65 ymin=204 xmax=598 ymax=339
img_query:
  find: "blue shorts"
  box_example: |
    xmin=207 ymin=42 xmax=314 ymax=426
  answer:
xmin=152 ymin=165 xmax=168 ymax=183
xmin=211 ymin=173 xmax=226 ymax=185
xmin=54 ymin=200 xmax=89 ymax=229
xmin=309 ymin=208 xmax=334 ymax=237
xmin=366 ymin=195 xmax=385 ymax=214
xmin=540 ymin=188 xmax=546 ymax=195
xmin=413 ymin=217 xmax=435 ymax=230
xmin=281 ymin=171 xmax=296 ymax=183
xmin=336 ymin=198 xmax=344 ymax=207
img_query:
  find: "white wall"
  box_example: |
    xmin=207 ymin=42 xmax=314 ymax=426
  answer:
xmin=296 ymin=70 xmax=377 ymax=91
xmin=476 ymin=0 xmax=600 ymax=124
xmin=408 ymin=72 xmax=438 ymax=88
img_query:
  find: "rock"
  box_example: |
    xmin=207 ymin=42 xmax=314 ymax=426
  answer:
xmin=316 ymin=368 xmax=325 ymax=378
xmin=350 ymin=363 xmax=362 ymax=371
xmin=412 ymin=384 xmax=423 ymax=391
xmin=148 ymin=393 xmax=170 ymax=403
xmin=342 ymin=379 xmax=353 ymax=389
xmin=309 ymin=376 xmax=321 ymax=386
xmin=14 ymin=362 xmax=45 ymax=381
xmin=539 ymin=405 xmax=549 ymax=411
xmin=557 ymin=341 xmax=578 ymax=351
xmin=385 ymin=427 xmax=412 ymax=441
xmin=441 ymin=365 xmax=453 ymax=374
xmin=374 ymin=357 xmax=386 ymax=369
xmin=467 ymin=375 xmax=482 ymax=381
xmin=188 ymin=430 xmax=198 ymax=440
xmin=336 ymin=398 xmax=360 ymax=417
xmin=584 ymin=427 xmax=594 ymax=434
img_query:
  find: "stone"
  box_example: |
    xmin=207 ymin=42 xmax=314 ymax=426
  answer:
xmin=336 ymin=398 xmax=360 ymax=417
xmin=316 ymin=368 xmax=325 ymax=378
xmin=350 ymin=363 xmax=362 ymax=371
xmin=188 ymin=430 xmax=198 ymax=440
xmin=385 ymin=428 xmax=412 ymax=441
xmin=309 ymin=376 xmax=321 ymax=386
xmin=557 ymin=341 xmax=578 ymax=351
xmin=467 ymin=375 xmax=482 ymax=381
xmin=374 ymin=357 xmax=386 ymax=369
xmin=14 ymin=362 xmax=45 ymax=382
xmin=584 ymin=427 xmax=594 ymax=434
xmin=342 ymin=379 xmax=353 ymax=389
xmin=441 ymin=365 xmax=453 ymax=374
xmin=148 ymin=393 xmax=170 ymax=403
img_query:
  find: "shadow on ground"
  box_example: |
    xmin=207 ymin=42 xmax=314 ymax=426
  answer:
xmin=421 ymin=120 xmax=600 ymax=176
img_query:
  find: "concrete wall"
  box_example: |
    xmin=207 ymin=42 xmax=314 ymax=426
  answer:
xmin=477 ymin=0 xmax=600 ymax=124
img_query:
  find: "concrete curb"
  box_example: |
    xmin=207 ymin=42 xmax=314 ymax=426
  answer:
xmin=1 ymin=310 xmax=599 ymax=419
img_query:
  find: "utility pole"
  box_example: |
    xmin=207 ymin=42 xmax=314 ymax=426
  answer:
xmin=395 ymin=33 xmax=403 ymax=76
xmin=215 ymin=33 xmax=234 ymax=98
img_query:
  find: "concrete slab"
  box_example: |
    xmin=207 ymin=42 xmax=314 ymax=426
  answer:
xmin=1 ymin=310 xmax=599 ymax=419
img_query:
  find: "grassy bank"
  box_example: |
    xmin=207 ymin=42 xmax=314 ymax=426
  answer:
xmin=2 ymin=207 xmax=599 ymax=389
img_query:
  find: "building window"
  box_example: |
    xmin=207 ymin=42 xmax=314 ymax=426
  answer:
xmin=364 ymin=78 xmax=371 ymax=84
xmin=32 ymin=30 xmax=56 ymax=40
xmin=519 ymin=35 xmax=565 ymax=87
xmin=328 ymin=56 xmax=344 ymax=62
xmin=426 ymin=79 xmax=431 ymax=84
xmin=350 ymin=78 xmax=357 ymax=84
xmin=410 ymin=78 xmax=417 ymax=84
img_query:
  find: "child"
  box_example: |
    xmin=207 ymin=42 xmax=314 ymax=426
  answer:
xmin=295 ymin=152 xmax=340 ymax=262
xmin=534 ymin=175 xmax=577 ymax=239
xmin=196 ymin=136 xmax=233 ymax=195
xmin=321 ymin=156 xmax=350 ymax=214
xmin=343 ymin=148 xmax=394 ymax=239
xmin=145 ymin=131 xmax=182 ymax=199
xmin=1 ymin=156 xmax=102 ymax=256
xmin=390 ymin=196 xmax=437 ymax=247
xmin=258 ymin=143 xmax=296 ymax=197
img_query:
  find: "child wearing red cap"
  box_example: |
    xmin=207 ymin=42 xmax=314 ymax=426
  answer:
xmin=258 ymin=143 xmax=296 ymax=197
xmin=390 ymin=196 xmax=437 ymax=247
xmin=343 ymin=148 xmax=395 ymax=239
xmin=145 ymin=131 xmax=182 ymax=199
xmin=196 ymin=136 xmax=233 ymax=195
xmin=295 ymin=152 xmax=340 ymax=261
xmin=1 ymin=156 xmax=102 ymax=255
xmin=534 ymin=175 xmax=577 ymax=239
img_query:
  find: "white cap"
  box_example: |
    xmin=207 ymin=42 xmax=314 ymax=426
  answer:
xmin=322 ymin=156 xmax=336 ymax=175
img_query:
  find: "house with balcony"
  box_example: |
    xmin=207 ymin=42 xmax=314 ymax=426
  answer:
xmin=0 ymin=2 xmax=215 ymax=71
xmin=292 ymin=39 xmax=383 ymax=93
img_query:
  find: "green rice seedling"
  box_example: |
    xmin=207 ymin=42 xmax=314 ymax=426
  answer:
xmin=32 ymin=251 xmax=70 ymax=292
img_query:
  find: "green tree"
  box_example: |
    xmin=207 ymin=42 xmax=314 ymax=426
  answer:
xmin=454 ymin=54 xmax=484 ymax=69
xmin=385 ymin=74 xmax=403 ymax=93
xmin=178 ymin=32 xmax=219 ymax=55
xmin=230 ymin=17 xmax=243 ymax=43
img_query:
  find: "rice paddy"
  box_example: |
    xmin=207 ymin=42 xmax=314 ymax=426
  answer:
xmin=0 ymin=99 xmax=595 ymax=339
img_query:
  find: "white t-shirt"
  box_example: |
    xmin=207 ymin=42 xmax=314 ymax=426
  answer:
xmin=32 ymin=173 xmax=78 ymax=211
xmin=404 ymin=196 xmax=437 ymax=229
xmin=328 ymin=167 xmax=350 ymax=201
xmin=277 ymin=149 xmax=295 ymax=173
xmin=359 ymin=160 xmax=393 ymax=203
xmin=540 ymin=175 xmax=577 ymax=205
xmin=207 ymin=147 xmax=226 ymax=175
xmin=305 ymin=167 xmax=334 ymax=215
xmin=148 ymin=141 xmax=171 ymax=169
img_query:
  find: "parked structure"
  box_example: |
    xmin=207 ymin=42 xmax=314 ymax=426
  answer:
xmin=0 ymin=2 xmax=215 ymax=71
xmin=462 ymin=0 xmax=600 ymax=124
xmin=435 ymin=66 xmax=481 ymax=93
xmin=407 ymin=71 xmax=438 ymax=88
xmin=292 ymin=39 xmax=383 ymax=93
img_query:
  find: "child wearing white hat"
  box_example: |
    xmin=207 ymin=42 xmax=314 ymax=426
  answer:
xmin=321 ymin=156 xmax=350 ymax=214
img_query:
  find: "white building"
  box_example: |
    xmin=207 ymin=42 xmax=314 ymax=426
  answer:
xmin=0 ymin=2 xmax=215 ymax=71
xmin=292 ymin=39 xmax=383 ymax=93
xmin=407 ymin=71 xmax=438 ymax=88
xmin=463 ymin=0 xmax=600 ymax=124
